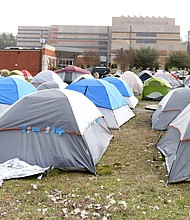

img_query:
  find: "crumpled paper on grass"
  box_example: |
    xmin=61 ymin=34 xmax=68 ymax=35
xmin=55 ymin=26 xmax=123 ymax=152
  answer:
xmin=0 ymin=158 xmax=52 ymax=186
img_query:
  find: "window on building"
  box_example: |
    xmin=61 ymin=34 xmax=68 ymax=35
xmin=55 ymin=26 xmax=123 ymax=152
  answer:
xmin=136 ymin=39 xmax=157 ymax=43
xmin=136 ymin=32 xmax=157 ymax=37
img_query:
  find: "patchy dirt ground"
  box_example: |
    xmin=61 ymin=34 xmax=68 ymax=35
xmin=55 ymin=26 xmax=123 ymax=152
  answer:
xmin=1 ymin=99 xmax=190 ymax=220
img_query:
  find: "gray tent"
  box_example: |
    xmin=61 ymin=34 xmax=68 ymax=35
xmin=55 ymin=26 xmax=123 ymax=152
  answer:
xmin=37 ymin=81 xmax=68 ymax=91
xmin=157 ymin=103 xmax=190 ymax=183
xmin=0 ymin=89 xmax=112 ymax=174
xmin=31 ymin=70 xmax=63 ymax=88
xmin=152 ymin=87 xmax=190 ymax=130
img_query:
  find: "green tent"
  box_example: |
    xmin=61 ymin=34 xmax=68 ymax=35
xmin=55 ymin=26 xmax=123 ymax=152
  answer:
xmin=142 ymin=77 xmax=172 ymax=101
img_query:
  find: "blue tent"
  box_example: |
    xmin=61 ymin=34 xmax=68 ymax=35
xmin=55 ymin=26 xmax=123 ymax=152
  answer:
xmin=0 ymin=77 xmax=37 ymax=105
xmin=66 ymin=78 xmax=127 ymax=110
xmin=66 ymin=78 xmax=135 ymax=129
xmin=102 ymin=77 xmax=133 ymax=97
xmin=102 ymin=77 xmax=139 ymax=109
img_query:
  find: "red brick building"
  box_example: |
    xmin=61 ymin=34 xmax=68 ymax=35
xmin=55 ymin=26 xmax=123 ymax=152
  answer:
xmin=0 ymin=44 xmax=57 ymax=76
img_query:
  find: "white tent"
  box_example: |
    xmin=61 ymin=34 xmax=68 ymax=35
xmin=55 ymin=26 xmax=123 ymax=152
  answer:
xmin=120 ymin=71 xmax=143 ymax=95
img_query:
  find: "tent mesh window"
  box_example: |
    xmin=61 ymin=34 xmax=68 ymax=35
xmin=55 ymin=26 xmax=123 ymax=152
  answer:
xmin=65 ymin=72 xmax=73 ymax=82
xmin=148 ymin=81 xmax=161 ymax=86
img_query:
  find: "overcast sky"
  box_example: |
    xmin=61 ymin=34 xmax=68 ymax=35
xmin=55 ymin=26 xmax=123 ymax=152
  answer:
xmin=1 ymin=0 xmax=189 ymax=41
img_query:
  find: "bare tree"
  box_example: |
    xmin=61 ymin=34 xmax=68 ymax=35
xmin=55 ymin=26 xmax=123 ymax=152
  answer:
xmin=113 ymin=48 xmax=135 ymax=71
xmin=76 ymin=51 xmax=100 ymax=68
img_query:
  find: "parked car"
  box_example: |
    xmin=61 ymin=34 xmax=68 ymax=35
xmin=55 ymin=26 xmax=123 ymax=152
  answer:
xmin=91 ymin=66 xmax=111 ymax=78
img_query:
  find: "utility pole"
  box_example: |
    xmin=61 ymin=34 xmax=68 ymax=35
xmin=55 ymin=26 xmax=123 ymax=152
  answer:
xmin=129 ymin=26 xmax=133 ymax=70
xmin=106 ymin=26 xmax=111 ymax=67
xmin=40 ymin=29 xmax=46 ymax=71
xmin=187 ymin=31 xmax=190 ymax=54
xmin=129 ymin=26 xmax=132 ymax=50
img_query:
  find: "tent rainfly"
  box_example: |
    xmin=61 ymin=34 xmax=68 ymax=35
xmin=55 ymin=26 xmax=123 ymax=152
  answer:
xmin=37 ymin=81 xmax=68 ymax=91
xmin=31 ymin=70 xmax=63 ymax=88
xmin=154 ymin=71 xmax=182 ymax=88
xmin=157 ymin=102 xmax=190 ymax=183
xmin=102 ymin=76 xmax=139 ymax=109
xmin=0 ymin=89 xmax=113 ymax=174
xmin=138 ymin=70 xmax=153 ymax=82
xmin=152 ymin=87 xmax=190 ymax=130
xmin=142 ymin=77 xmax=172 ymax=101
xmin=66 ymin=78 xmax=135 ymax=129
xmin=0 ymin=77 xmax=37 ymax=116
xmin=119 ymin=71 xmax=143 ymax=95
xmin=55 ymin=65 xmax=91 ymax=84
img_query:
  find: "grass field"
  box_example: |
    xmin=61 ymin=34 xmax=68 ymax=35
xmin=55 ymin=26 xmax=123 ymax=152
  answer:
xmin=1 ymin=100 xmax=190 ymax=219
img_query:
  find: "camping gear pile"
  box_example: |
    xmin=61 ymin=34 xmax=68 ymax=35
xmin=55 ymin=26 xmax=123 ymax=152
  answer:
xmin=0 ymin=67 xmax=139 ymax=184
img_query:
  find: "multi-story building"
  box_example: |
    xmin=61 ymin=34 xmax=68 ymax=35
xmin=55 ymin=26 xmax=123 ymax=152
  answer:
xmin=16 ymin=16 xmax=186 ymax=69
xmin=17 ymin=25 xmax=111 ymax=67
xmin=17 ymin=26 xmax=50 ymax=48
xmin=111 ymin=16 xmax=186 ymax=68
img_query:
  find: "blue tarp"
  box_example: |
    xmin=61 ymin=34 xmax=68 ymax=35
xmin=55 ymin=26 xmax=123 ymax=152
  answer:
xmin=0 ymin=77 xmax=37 ymax=105
xmin=102 ymin=77 xmax=133 ymax=97
xmin=66 ymin=78 xmax=127 ymax=110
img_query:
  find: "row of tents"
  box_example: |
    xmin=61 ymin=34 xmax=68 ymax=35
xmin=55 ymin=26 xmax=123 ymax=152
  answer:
xmin=0 ymin=68 xmax=139 ymax=182
xmin=2 ymin=66 xmax=183 ymax=103
xmin=151 ymin=87 xmax=190 ymax=183
xmin=1 ymin=65 xmax=186 ymax=184
xmin=111 ymin=69 xmax=183 ymax=101
xmin=118 ymin=69 xmax=190 ymax=184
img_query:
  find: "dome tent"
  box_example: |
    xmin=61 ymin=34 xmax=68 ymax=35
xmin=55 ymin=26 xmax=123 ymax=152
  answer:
xmin=152 ymin=87 xmax=190 ymax=130
xmin=156 ymin=102 xmax=190 ymax=183
xmin=31 ymin=70 xmax=63 ymax=88
xmin=102 ymin=76 xmax=139 ymax=109
xmin=37 ymin=80 xmax=68 ymax=91
xmin=0 ymin=77 xmax=37 ymax=116
xmin=21 ymin=70 xmax=33 ymax=80
xmin=55 ymin=65 xmax=91 ymax=84
xmin=66 ymin=78 xmax=135 ymax=129
xmin=138 ymin=70 xmax=153 ymax=82
xmin=0 ymin=89 xmax=112 ymax=174
xmin=154 ymin=71 xmax=182 ymax=88
xmin=142 ymin=77 xmax=172 ymax=101
xmin=120 ymin=71 xmax=143 ymax=95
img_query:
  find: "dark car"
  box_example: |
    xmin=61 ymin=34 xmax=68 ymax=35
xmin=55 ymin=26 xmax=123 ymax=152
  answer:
xmin=91 ymin=66 xmax=111 ymax=78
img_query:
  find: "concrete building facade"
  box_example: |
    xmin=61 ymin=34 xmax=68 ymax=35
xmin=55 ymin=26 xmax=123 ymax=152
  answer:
xmin=16 ymin=16 xmax=187 ymax=69
xmin=17 ymin=25 xmax=111 ymax=67
xmin=111 ymin=16 xmax=186 ymax=68
xmin=17 ymin=26 xmax=50 ymax=48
